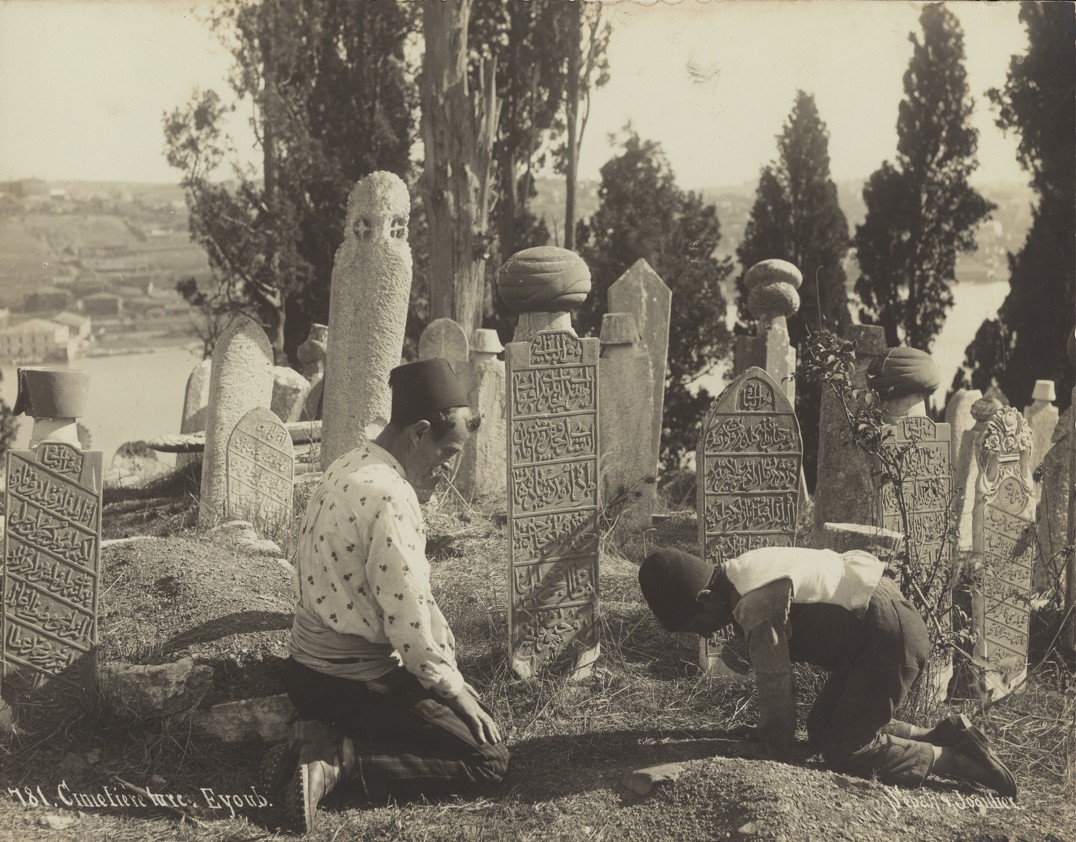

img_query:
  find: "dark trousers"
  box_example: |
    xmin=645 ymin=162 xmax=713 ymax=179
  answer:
xmin=282 ymin=657 xmax=509 ymax=801
xmin=805 ymin=577 xmax=936 ymax=787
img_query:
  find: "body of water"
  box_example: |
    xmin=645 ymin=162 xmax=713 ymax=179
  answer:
xmin=0 ymin=346 xmax=204 ymax=467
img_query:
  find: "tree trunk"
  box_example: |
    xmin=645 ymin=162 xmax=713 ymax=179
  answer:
xmin=563 ymin=1 xmax=580 ymax=251
xmin=420 ymin=0 xmax=500 ymax=339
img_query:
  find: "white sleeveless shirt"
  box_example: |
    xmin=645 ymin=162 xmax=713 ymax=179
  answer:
xmin=724 ymin=547 xmax=885 ymax=614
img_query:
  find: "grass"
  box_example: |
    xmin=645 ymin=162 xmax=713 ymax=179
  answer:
xmin=1 ymin=471 xmax=1073 ymax=841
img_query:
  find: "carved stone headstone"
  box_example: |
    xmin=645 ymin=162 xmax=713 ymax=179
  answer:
xmin=734 ymin=260 xmax=801 ymax=403
xmin=271 ymin=366 xmax=311 ymax=424
xmin=972 ymin=406 xmax=1035 ymax=700
xmin=419 ymin=318 xmax=470 ymax=372
xmin=607 ymin=259 xmax=671 ymax=479
xmin=697 ymin=366 xmax=801 ymax=672
xmin=599 ymin=313 xmax=655 ymax=531
xmin=945 ymin=389 xmax=982 ymax=551
xmin=198 ymin=314 xmax=275 ymax=528
xmin=2 ymin=442 xmax=103 ymax=710
xmin=1024 ymin=379 xmax=1058 ymax=478
xmin=875 ymin=415 xmax=953 ymax=577
xmin=814 ymin=325 xmax=888 ymax=531
xmin=498 ymin=247 xmax=591 ymax=345
xmin=506 ymin=330 xmax=600 ymax=679
xmin=226 ymin=406 xmax=295 ymax=536
xmin=321 ymin=172 xmax=412 ymax=467
xmin=457 ymin=329 xmax=506 ymax=501
xmin=177 ymin=358 xmax=211 ymax=469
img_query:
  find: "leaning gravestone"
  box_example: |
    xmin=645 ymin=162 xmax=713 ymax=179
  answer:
xmin=607 ymin=259 xmax=671 ymax=481
xmin=697 ymin=366 xmax=801 ymax=673
xmin=270 ymin=366 xmax=311 ymax=424
xmin=971 ymin=405 xmax=1035 ymax=700
xmin=177 ymin=358 xmax=211 ymax=469
xmin=321 ymin=172 xmax=413 ymax=468
xmin=506 ymin=330 xmax=600 ymax=680
xmin=2 ymin=440 xmax=103 ymax=710
xmin=226 ymin=406 xmax=295 ymax=537
xmin=198 ymin=314 xmax=275 ymax=528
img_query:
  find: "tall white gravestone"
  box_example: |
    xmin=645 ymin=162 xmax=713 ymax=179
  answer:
xmin=458 ymin=328 xmax=506 ymax=501
xmin=198 ymin=314 xmax=275 ymax=528
xmin=177 ymin=358 xmax=212 ymax=469
xmin=321 ymin=172 xmax=413 ymax=468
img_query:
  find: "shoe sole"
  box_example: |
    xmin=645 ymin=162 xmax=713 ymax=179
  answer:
xmin=285 ymin=751 xmax=319 ymax=834
xmin=259 ymin=742 xmax=299 ymax=806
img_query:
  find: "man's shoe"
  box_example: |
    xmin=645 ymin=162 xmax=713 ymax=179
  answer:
xmin=285 ymin=734 xmax=356 ymax=833
xmin=953 ymin=728 xmax=1017 ymax=800
xmin=928 ymin=713 xmax=988 ymax=747
xmin=258 ymin=740 xmax=300 ymax=806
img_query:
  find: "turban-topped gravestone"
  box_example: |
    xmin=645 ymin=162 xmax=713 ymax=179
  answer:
xmin=499 ymin=247 xmax=591 ymax=344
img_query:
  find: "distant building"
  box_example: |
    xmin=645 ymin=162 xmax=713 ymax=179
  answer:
xmin=52 ymin=311 xmax=91 ymax=341
xmin=72 ymin=277 xmax=106 ymax=298
xmin=0 ymin=318 xmax=72 ymax=362
xmin=48 ymin=188 xmax=69 ymax=201
xmin=24 ymin=286 xmax=73 ymax=312
xmin=81 ymin=293 xmax=123 ymax=317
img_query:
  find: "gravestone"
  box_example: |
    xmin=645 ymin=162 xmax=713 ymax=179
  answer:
xmin=1024 ymin=379 xmax=1058 ymax=478
xmin=321 ymin=172 xmax=413 ymax=468
xmin=499 ymin=247 xmax=591 ymax=344
xmin=945 ymin=389 xmax=982 ymax=552
xmin=198 ymin=314 xmax=275 ymax=528
xmin=1035 ymin=404 xmax=1073 ymax=593
xmin=457 ymin=328 xmax=506 ymax=501
xmin=226 ymin=406 xmax=295 ymax=537
xmin=506 ymin=330 xmax=600 ymax=679
xmin=607 ymin=259 xmax=671 ymax=479
xmin=419 ymin=318 xmax=470 ymax=372
xmin=814 ymin=325 xmax=888 ymax=531
xmin=599 ymin=313 xmax=655 ymax=531
xmin=271 ymin=366 xmax=311 ymax=424
xmin=734 ymin=259 xmax=801 ymax=403
xmin=297 ymin=323 xmax=328 ymax=421
xmin=697 ymin=366 xmax=801 ymax=673
xmin=177 ymin=358 xmax=211 ymax=469
xmin=1 ymin=440 xmax=103 ymax=711
xmin=971 ymin=405 xmax=1035 ymax=700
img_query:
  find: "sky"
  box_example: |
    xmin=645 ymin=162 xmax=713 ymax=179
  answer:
xmin=0 ymin=0 xmax=1030 ymax=191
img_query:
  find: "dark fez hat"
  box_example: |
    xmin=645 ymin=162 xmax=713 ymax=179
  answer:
xmin=638 ymin=548 xmax=715 ymax=632
xmin=389 ymin=358 xmax=468 ymax=424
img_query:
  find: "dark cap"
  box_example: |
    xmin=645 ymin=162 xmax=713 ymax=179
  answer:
xmin=389 ymin=358 xmax=468 ymax=424
xmin=638 ymin=548 xmax=715 ymax=632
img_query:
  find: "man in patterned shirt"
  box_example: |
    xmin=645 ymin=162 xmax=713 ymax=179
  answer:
xmin=268 ymin=358 xmax=508 ymax=832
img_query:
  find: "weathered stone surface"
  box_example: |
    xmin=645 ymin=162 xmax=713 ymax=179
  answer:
xmin=190 ymin=693 xmax=295 ymax=743
xmin=622 ymin=762 xmax=685 ymax=797
xmin=419 ymin=318 xmax=471 ymax=404
xmin=1024 ymin=380 xmax=1059 ymax=477
xmin=177 ymin=358 xmax=211 ymax=469
xmin=99 ymin=656 xmax=214 ymax=718
xmin=971 ymin=406 xmax=1035 ymax=700
xmin=819 ymin=522 xmax=904 ymax=563
xmin=321 ymin=172 xmax=413 ymax=468
xmin=608 ymin=259 xmax=671 ymax=478
xmin=736 ymin=260 xmax=801 ymax=404
xmin=297 ymin=323 xmax=328 ymax=422
xmin=507 ymin=330 xmax=600 ymax=679
xmin=226 ymin=407 xmax=295 ymax=537
xmin=457 ymin=328 xmax=506 ymax=501
xmin=270 ymin=366 xmax=310 ymax=424
xmin=1035 ymin=404 xmax=1073 ymax=593
xmin=2 ymin=442 xmax=103 ymax=709
xmin=207 ymin=520 xmax=284 ymax=558
xmin=198 ymin=314 xmax=274 ymax=528
xmin=813 ymin=326 xmax=888 ymax=532
xmin=697 ymin=367 xmax=801 ymax=673
xmin=498 ymin=247 xmax=591 ymax=314
xmin=599 ymin=313 xmax=655 ymax=531
xmin=946 ymin=389 xmax=982 ymax=551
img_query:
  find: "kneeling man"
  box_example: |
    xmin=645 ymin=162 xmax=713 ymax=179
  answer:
xmin=270 ymin=359 xmax=509 ymax=831
xmin=638 ymin=546 xmax=1015 ymax=798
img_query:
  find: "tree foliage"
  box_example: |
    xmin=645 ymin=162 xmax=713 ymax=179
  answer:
xmin=576 ymin=130 xmax=733 ymax=469
xmin=853 ymin=5 xmax=994 ymax=352
xmin=735 ymin=91 xmax=852 ymax=490
xmin=164 ymin=0 xmax=416 ymax=362
xmin=955 ymin=2 xmax=1075 ymax=410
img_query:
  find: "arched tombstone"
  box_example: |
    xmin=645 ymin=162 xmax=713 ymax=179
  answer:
xmin=226 ymin=406 xmax=295 ymax=538
xmin=971 ymin=405 xmax=1036 ymax=700
xmin=2 ymin=368 xmax=102 ymax=716
xmin=198 ymin=314 xmax=275 ymax=528
xmin=321 ymin=172 xmax=413 ymax=467
xmin=177 ymin=358 xmax=211 ymax=469
xmin=696 ymin=366 xmax=802 ymax=674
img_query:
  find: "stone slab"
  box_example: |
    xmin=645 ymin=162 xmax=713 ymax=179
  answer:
xmin=226 ymin=407 xmax=295 ymax=537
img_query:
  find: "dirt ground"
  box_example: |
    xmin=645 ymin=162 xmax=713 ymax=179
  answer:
xmin=0 ymin=485 xmax=1072 ymax=841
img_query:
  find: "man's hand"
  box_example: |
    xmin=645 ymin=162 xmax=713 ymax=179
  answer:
xmin=448 ymin=686 xmax=502 ymax=745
